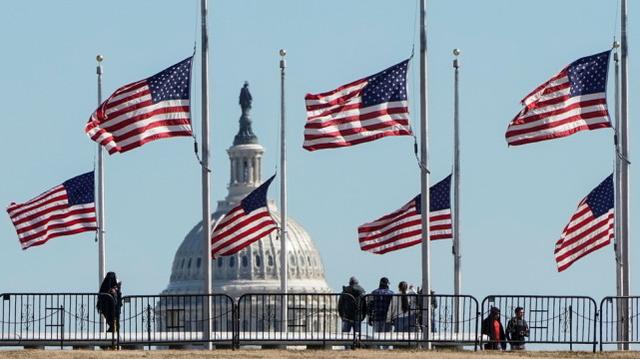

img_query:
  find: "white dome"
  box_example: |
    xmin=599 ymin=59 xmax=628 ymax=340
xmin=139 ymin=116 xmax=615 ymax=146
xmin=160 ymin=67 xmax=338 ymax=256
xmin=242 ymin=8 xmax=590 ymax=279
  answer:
xmin=162 ymin=83 xmax=332 ymax=298
xmin=162 ymin=205 xmax=332 ymax=297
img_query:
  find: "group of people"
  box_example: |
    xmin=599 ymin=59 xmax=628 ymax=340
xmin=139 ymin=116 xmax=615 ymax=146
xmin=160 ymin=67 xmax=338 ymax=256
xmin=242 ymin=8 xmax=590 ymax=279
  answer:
xmin=97 ymin=272 xmax=529 ymax=350
xmin=481 ymin=306 xmax=530 ymax=350
xmin=339 ymin=276 xmax=530 ymax=350
xmin=338 ymin=276 xmax=425 ymax=334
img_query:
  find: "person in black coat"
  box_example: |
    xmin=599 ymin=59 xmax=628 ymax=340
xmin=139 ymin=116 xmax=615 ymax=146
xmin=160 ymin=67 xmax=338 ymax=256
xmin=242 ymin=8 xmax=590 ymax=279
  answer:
xmin=481 ymin=307 xmax=506 ymax=350
xmin=97 ymin=272 xmax=122 ymax=332
xmin=338 ymin=276 xmax=366 ymax=333
xmin=506 ymin=307 xmax=529 ymax=350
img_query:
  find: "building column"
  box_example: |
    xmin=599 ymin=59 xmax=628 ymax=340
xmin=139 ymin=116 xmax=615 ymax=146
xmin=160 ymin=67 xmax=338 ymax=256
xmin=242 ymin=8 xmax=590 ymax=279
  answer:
xmin=235 ymin=158 xmax=241 ymax=183
xmin=230 ymin=158 xmax=236 ymax=184
xmin=252 ymin=158 xmax=257 ymax=184
xmin=256 ymin=157 xmax=261 ymax=183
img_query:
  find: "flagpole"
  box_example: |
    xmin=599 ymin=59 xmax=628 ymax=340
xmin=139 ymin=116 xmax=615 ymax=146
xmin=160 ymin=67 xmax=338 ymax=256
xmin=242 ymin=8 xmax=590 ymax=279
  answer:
xmin=200 ymin=0 xmax=213 ymax=349
xmin=279 ymin=49 xmax=288 ymax=334
xmin=612 ymin=41 xmax=624 ymax=350
xmin=452 ymin=48 xmax=461 ymax=332
xmin=620 ymin=0 xmax=631 ymax=350
xmin=96 ymin=55 xmax=106 ymax=290
xmin=419 ymin=0 xmax=432 ymax=348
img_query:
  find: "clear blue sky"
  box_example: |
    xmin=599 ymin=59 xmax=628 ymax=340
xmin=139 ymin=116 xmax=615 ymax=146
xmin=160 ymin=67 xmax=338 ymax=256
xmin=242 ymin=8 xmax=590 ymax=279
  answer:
xmin=0 ymin=0 xmax=636 ymax=303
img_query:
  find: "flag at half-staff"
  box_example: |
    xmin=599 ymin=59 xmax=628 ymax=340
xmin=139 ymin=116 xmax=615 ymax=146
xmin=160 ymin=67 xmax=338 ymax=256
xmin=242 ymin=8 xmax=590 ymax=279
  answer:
xmin=211 ymin=175 xmax=278 ymax=257
xmin=303 ymin=59 xmax=412 ymax=151
xmin=555 ymin=174 xmax=614 ymax=272
xmin=85 ymin=57 xmax=193 ymax=154
xmin=6 ymin=172 xmax=97 ymax=250
xmin=505 ymin=51 xmax=611 ymax=146
xmin=358 ymin=175 xmax=452 ymax=254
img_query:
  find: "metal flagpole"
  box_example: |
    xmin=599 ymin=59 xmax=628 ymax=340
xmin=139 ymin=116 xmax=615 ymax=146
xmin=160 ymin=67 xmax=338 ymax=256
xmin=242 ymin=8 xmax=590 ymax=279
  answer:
xmin=96 ymin=54 xmax=106 ymax=333
xmin=452 ymin=48 xmax=461 ymax=332
xmin=279 ymin=49 xmax=288 ymax=334
xmin=620 ymin=0 xmax=631 ymax=350
xmin=613 ymin=41 xmax=624 ymax=350
xmin=96 ymin=55 xmax=106 ymax=289
xmin=200 ymin=0 xmax=213 ymax=349
xmin=419 ymin=0 xmax=432 ymax=348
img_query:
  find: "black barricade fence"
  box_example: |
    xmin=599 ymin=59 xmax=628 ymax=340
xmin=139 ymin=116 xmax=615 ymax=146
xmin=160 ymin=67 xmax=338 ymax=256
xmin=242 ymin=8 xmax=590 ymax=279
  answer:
xmin=237 ymin=293 xmax=354 ymax=346
xmin=599 ymin=296 xmax=640 ymax=350
xmin=119 ymin=294 xmax=235 ymax=346
xmin=2 ymin=292 xmax=620 ymax=351
xmin=0 ymin=293 xmax=116 ymax=347
xmin=429 ymin=294 xmax=479 ymax=348
xmin=481 ymin=295 xmax=598 ymax=352
xmin=359 ymin=294 xmax=479 ymax=349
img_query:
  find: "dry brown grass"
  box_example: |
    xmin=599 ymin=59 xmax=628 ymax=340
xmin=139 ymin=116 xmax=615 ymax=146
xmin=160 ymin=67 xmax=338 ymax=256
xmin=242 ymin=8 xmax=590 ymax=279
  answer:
xmin=0 ymin=349 xmax=639 ymax=359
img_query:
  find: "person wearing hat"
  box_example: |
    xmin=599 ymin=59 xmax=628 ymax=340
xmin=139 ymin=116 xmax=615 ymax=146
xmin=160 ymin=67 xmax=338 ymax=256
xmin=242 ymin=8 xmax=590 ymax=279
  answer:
xmin=368 ymin=277 xmax=394 ymax=333
xmin=481 ymin=306 xmax=506 ymax=350
xmin=338 ymin=276 xmax=367 ymax=335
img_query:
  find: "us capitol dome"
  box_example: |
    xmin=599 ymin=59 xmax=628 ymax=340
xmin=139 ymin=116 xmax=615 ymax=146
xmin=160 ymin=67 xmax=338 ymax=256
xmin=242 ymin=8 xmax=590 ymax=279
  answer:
xmin=163 ymin=82 xmax=332 ymax=298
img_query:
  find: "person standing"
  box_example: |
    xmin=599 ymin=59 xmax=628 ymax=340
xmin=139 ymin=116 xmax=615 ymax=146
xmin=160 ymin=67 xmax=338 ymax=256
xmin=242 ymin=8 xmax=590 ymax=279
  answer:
xmin=368 ymin=277 xmax=394 ymax=333
xmin=481 ymin=307 xmax=506 ymax=350
xmin=386 ymin=281 xmax=417 ymax=331
xmin=338 ymin=276 xmax=366 ymax=333
xmin=506 ymin=307 xmax=529 ymax=350
xmin=97 ymin=272 xmax=122 ymax=333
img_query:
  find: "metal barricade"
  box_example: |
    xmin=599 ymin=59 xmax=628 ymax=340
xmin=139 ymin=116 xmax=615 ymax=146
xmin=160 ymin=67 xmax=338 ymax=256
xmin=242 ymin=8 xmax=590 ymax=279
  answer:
xmin=429 ymin=294 xmax=479 ymax=349
xmin=0 ymin=292 xmax=612 ymax=351
xmin=237 ymin=293 xmax=353 ymax=347
xmin=119 ymin=294 xmax=235 ymax=347
xmin=359 ymin=294 xmax=479 ymax=349
xmin=599 ymin=296 xmax=639 ymax=351
xmin=0 ymin=293 xmax=116 ymax=348
xmin=481 ymin=295 xmax=598 ymax=352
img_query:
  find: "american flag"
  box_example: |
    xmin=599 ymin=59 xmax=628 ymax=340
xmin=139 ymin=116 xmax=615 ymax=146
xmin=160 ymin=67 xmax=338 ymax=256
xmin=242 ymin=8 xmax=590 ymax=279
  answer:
xmin=555 ymin=174 xmax=614 ymax=272
xmin=211 ymin=175 xmax=278 ymax=257
xmin=303 ymin=60 xmax=412 ymax=151
xmin=505 ymin=51 xmax=611 ymax=146
xmin=6 ymin=172 xmax=97 ymax=250
xmin=85 ymin=57 xmax=193 ymax=154
xmin=358 ymin=175 xmax=452 ymax=254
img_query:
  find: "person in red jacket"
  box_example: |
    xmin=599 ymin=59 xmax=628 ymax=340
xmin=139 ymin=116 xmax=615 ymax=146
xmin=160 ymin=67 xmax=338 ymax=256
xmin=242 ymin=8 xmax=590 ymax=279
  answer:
xmin=481 ymin=307 xmax=506 ymax=350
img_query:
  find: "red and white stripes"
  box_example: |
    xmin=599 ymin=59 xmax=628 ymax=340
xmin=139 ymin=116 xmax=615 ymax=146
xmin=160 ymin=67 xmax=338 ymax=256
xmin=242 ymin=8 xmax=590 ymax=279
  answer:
xmin=85 ymin=80 xmax=191 ymax=154
xmin=7 ymin=186 xmax=97 ymax=250
xmin=358 ymin=197 xmax=452 ymax=255
xmin=554 ymin=202 xmax=614 ymax=272
xmin=211 ymin=206 xmax=278 ymax=257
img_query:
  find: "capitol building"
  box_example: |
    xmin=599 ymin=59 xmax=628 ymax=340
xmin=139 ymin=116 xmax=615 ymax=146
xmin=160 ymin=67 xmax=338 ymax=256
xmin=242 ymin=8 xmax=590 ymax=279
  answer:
xmin=163 ymin=82 xmax=333 ymax=299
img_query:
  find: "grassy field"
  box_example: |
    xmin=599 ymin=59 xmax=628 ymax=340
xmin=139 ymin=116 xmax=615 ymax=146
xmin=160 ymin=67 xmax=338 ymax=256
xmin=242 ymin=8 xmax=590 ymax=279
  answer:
xmin=0 ymin=350 xmax=639 ymax=359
